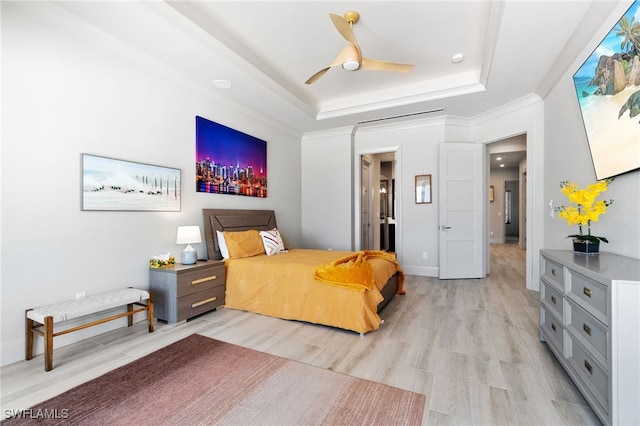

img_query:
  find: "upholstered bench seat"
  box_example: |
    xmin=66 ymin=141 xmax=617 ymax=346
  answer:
xmin=26 ymin=288 xmax=150 ymax=324
xmin=26 ymin=288 xmax=154 ymax=371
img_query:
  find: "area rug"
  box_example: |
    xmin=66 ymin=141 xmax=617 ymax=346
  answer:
xmin=5 ymin=334 xmax=425 ymax=425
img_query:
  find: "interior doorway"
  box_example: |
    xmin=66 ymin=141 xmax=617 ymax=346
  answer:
xmin=360 ymin=152 xmax=396 ymax=252
xmin=488 ymin=135 xmax=527 ymax=251
xmin=487 ymin=134 xmax=527 ymax=286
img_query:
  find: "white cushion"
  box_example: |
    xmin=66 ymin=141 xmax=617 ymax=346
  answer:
xmin=216 ymin=230 xmax=230 ymax=259
xmin=27 ymin=288 xmax=150 ymax=324
xmin=259 ymin=229 xmax=286 ymax=256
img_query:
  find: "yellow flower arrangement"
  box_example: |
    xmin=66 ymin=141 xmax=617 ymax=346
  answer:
xmin=149 ymin=254 xmax=176 ymax=268
xmin=555 ymin=178 xmax=614 ymax=244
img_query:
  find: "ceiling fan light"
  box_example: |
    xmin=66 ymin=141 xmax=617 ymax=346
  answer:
xmin=342 ymin=60 xmax=360 ymax=71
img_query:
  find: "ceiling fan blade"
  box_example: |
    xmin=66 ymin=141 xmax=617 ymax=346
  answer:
xmin=361 ymin=58 xmax=415 ymax=72
xmin=305 ymin=44 xmax=360 ymax=84
xmin=330 ymin=44 xmax=359 ymax=67
xmin=329 ymin=13 xmax=358 ymax=46
xmin=305 ymin=67 xmax=331 ymax=85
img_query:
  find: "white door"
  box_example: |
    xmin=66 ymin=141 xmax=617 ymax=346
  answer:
xmin=438 ymin=143 xmax=486 ymax=279
xmin=361 ymin=158 xmax=372 ymax=249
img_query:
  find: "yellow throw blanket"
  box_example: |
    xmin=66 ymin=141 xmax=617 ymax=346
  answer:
xmin=315 ymin=250 xmax=405 ymax=294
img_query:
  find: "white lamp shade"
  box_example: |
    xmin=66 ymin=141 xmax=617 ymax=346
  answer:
xmin=176 ymin=226 xmax=202 ymax=244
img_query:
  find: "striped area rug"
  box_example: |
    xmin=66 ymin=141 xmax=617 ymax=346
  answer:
xmin=7 ymin=334 xmax=425 ymax=425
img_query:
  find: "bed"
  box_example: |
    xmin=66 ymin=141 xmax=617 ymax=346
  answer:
xmin=202 ymin=209 xmax=403 ymax=334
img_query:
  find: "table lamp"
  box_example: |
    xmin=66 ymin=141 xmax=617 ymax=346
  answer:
xmin=176 ymin=225 xmax=202 ymax=265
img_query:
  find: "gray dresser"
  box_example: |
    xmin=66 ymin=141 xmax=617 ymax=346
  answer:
xmin=539 ymin=249 xmax=640 ymax=426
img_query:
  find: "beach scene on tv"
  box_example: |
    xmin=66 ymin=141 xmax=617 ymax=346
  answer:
xmin=573 ymin=0 xmax=640 ymax=180
xmin=82 ymin=154 xmax=181 ymax=211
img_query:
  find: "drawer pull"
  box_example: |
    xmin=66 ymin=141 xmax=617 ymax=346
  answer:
xmin=583 ymin=323 xmax=592 ymax=336
xmin=551 ymin=268 xmax=557 ymax=277
xmin=551 ymin=323 xmax=556 ymax=332
xmin=551 ymin=295 xmax=557 ymax=304
xmin=191 ymin=297 xmax=217 ymax=308
xmin=191 ymin=275 xmax=217 ymax=285
xmin=583 ymin=287 xmax=592 ymax=298
xmin=584 ymin=360 xmax=593 ymax=375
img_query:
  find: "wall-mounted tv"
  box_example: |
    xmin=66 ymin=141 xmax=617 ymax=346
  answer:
xmin=195 ymin=116 xmax=267 ymax=197
xmin=572 ymin=0 xmax=640 ymax=180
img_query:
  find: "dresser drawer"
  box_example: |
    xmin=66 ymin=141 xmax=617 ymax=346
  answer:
xmin=540 ymin=306 xmax=564 ymax=354
xmin=176 ymin=285 xmax=226 ymax=322
xmin=566 ymin=299 xmax=608 ymax=366
xmin=567 ymin=335 xmax=609 ymax=414
xmin=541 ymin=256 xmax=564 ymax=291
xmin=176 ymin=264 xmax=225 ymax=297
xmin=541 ymin=278 xmax=564 ymax=319
xmin=567 ymin=269 xmax=608 ymax=325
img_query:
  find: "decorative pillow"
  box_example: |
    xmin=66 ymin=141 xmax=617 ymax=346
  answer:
xmin=216 ymin=230 xmax=230 ymax=259
xmin=259 ymin=229 xmax=286 ymax=256
xmin=224 ymin=230 xmax=265 ymax=259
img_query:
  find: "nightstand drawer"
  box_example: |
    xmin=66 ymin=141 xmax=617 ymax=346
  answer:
xmin=176 ymin=264 xmax=225 ymax=297
xmin=176 ymin=285 xmax=226 ymax=322
xmin=541 ymin=278 xmax=564 ymax=319
xmin=566 ymin=299 xmax=608 ymax=366
xmin=567 ymin=269 xmax=608 ymax=325
xmin=541 ymin=256 xmax=564 ymax=291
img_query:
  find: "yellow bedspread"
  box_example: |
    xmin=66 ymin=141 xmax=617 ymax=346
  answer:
xmin=223 ymin=249 xmax=400 ymax=334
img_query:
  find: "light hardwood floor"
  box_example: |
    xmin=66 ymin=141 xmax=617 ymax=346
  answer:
xmin=1 ymin=244 xmax=601 ymax=425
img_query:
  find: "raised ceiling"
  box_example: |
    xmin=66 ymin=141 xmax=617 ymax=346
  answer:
xmin=17 ymin=1 xmax=622 ymax=135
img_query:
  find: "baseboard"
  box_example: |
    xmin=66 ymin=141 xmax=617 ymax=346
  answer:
xmin=402 ymin=265 xmax=439 ymax=277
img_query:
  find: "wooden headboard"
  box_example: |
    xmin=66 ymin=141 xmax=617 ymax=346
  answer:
xmin=202 ymin=209 xmax=278 ymax=260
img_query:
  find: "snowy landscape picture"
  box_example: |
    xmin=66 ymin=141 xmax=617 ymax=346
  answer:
xmin=82 ymin=154 xmax=181 ymax=211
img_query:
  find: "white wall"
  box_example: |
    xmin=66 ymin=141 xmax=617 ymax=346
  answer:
xmin=1 ymin=4 xmax=301 ymax=365
xmin=544 ymin=54 xmax=640 ymax=257
xmin=300 ymin=127 xmax=353 ymax=250
xmin=354 ymin=119 xmax=445 ymax=276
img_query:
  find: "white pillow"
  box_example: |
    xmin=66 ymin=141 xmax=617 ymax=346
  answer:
xmin=216 ymin=230 xmax=230 ymax=259
xmin=259 ymin=229 xmax=286 ymax=256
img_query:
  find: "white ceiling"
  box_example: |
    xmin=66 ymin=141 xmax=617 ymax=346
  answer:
xmin=24 ymin=1 xmax=622 ymax=135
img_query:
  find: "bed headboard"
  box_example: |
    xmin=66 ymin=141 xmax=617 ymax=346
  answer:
xmin=202 ymin=209 xmax=278 ymax=260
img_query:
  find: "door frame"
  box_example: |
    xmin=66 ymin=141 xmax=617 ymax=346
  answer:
xmin=360 ymin=157 xmax=373 ymax=250
xmin=353 ymin=146 xmax=402 ymax=262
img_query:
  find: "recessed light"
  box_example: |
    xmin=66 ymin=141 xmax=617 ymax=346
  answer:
xmin=212 ymin=79 xmax=232 ymax=89
xmin=452 ymin=53 xmax=464 ymax=63
xmin=496 ymin=156 xmax=502 ymax=161
xmin=500 ymin=164 xmax=505 ymax=167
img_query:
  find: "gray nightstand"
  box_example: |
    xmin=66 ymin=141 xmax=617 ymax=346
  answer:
xmin=149 ymin=260 xmax=225 ymax=323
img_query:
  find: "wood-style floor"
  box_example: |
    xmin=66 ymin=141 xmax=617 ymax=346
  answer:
xmin=1 ymin=244 xmax=600 ymax=425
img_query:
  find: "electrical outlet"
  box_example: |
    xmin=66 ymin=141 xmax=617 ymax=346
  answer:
xmin=75 ymin=291 xmax=86 ymax=301
xmin=422 ymin=252 xmax=428 ymax=260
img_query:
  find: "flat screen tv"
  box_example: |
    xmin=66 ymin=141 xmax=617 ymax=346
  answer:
xmin=572 ymin=0 xmax=640 ymax=180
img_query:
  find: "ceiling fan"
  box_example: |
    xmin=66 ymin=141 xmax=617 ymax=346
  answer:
xmin=305 ymin=10 xmax=415 ymax=85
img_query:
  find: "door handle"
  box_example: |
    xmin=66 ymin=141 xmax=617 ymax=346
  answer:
xmin=440 ymin=225 xmax=451 ymax=231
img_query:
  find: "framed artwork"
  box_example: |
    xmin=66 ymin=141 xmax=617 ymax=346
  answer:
xmin=82 ymin=154 xmax=181 ymax=211
xmin=572 ymin=0 xmax=640 ymax=180
xmin=415 ymin=174 xmax=432 ymax=204
xmin=195 ymin=116 xmax=267 ymax=197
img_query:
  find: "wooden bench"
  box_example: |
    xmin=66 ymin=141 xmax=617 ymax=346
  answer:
xmin=25 ymin=288 xmax=154 ymax=371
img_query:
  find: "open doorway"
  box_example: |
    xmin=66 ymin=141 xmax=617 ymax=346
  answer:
xmin=360 ymin=152 xmax=396 ymax=252
xmin=488 ymin=136 xmax=527 ymax=250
